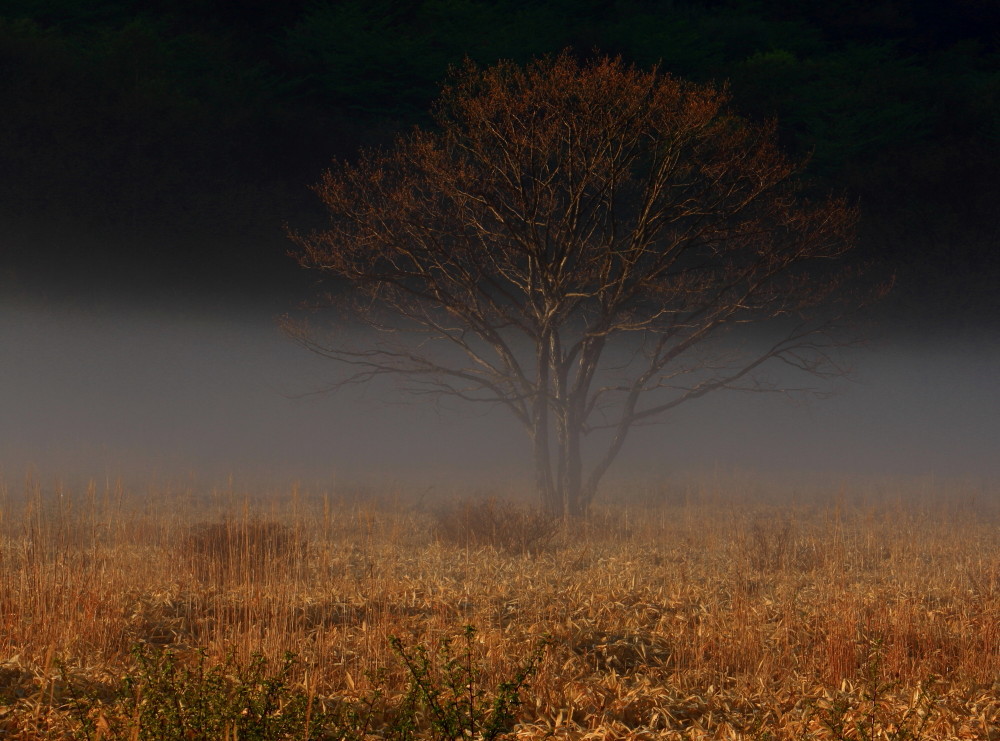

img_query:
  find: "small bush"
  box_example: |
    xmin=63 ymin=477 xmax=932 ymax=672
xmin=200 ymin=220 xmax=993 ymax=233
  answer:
xmin=744 ymin=516 xmax=828 ymax=573
xmin=432 ymin=497 xmax=559 ymax=556
xmin=180 ymin=518 xmax=301 ymax=584
xmin=748 ymin=516 xmax=794 ymax=572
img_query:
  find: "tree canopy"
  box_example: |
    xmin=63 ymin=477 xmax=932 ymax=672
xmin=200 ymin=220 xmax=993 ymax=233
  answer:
xmin=289 ymin=54 xmax=868 ymax=515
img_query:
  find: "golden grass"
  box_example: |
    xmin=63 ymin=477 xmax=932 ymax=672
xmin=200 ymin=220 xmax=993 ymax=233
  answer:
xmin=1 ymin=473 xmax=998 ymax=739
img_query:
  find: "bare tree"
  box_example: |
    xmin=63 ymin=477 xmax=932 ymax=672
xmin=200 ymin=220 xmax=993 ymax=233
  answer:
xmin=287 ymin=53 xmax=871 ymax=517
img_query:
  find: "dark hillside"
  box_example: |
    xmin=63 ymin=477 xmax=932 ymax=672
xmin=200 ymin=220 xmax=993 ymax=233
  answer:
xmin=1 ymin=0 xmax=996 ymax=323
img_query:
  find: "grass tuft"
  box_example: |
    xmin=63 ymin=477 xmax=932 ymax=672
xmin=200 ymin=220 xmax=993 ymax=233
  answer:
xmin=180 ymin=518 xmax=302 ymax=585
xmin=431 ymin=497 xmax=558 ymax=556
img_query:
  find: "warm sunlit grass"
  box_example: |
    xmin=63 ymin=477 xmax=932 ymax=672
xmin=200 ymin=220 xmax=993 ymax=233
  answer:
xmin=1 ymin=472 xmax=998 ymax=738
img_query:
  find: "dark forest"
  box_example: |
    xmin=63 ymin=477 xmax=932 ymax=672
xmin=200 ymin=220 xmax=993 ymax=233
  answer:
xmin=2 ymin=0 xmax=998 ymax=326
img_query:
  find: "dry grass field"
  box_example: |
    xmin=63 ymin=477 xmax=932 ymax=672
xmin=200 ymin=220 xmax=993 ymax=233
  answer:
xmin=1 ymin=473 xmax=999 ymax=739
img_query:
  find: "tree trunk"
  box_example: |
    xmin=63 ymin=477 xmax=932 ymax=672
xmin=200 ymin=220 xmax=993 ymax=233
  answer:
xmin=546 ymin=405 xmax=587 ymax=518
xmin=534 ymin=334 xmax=559 ymax=515
xmin=536 ymin=452 xmax=564 ymax=516
xmin=536 ymin=335 xmax=592 ymax=518
xmin=563 ymin=411 xmax=585 ymax=517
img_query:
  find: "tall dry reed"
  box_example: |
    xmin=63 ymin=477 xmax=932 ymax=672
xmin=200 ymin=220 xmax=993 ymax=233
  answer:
xmin=0 ymin=473 xmax=998 ymax=738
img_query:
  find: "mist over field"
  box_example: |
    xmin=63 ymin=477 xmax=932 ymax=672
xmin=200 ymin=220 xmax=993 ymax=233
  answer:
xmin=2 ymin=0 xmax=997 ymax=502
xmin=2 ymin=290 xmax=997 ymax=491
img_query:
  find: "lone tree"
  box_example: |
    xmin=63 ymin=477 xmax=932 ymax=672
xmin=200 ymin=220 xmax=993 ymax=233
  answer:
xmin=288 ymin=53 xmax=867 ymax=517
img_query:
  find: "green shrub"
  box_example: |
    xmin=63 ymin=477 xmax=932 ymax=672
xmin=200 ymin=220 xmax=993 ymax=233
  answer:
xmin=65 ymin=646 xmax=369 ymax=741
xmin=62 ymin=628 xmax=545 ymax=741
xmin=390 ymin=625 xmax=543 ymax=741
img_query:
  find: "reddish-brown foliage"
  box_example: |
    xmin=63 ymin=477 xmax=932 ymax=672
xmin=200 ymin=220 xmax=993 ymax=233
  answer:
xmin=289 ymin=53 xmax=870 ymax=516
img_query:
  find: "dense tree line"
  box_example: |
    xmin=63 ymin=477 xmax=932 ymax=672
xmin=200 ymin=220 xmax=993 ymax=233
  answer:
xmin=2 ymin=0 xmax=997 ymax=307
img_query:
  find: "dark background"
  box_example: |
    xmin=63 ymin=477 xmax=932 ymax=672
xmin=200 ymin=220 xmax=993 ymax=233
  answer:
xmin=2 ymin=0 xmax=998 ymax=487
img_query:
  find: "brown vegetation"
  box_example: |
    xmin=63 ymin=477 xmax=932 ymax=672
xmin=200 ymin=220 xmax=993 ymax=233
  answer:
xmin=431 ymin=496 xmax=559 ymax=556
xmin=1 ymin=474 xmax=998 ymax=738
xmin=181 ymin=517 xmax=302 ymax=585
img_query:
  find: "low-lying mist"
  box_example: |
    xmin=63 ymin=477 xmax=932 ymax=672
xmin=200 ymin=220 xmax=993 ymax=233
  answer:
xmin=2 ymin=295 xmax=997 ymax=493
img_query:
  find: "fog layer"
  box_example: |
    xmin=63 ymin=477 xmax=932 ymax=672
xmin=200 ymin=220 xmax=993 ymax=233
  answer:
xmin=2 ymin=297 xmax=997 ymax=489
